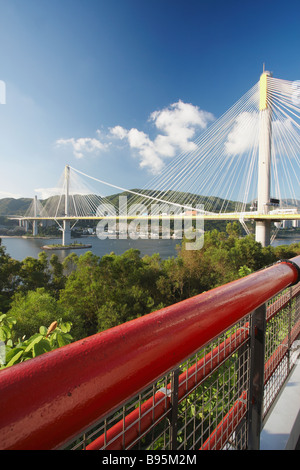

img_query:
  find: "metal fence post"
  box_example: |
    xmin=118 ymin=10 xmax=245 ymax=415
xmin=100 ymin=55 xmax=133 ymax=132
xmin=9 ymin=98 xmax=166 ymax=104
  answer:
xmin=247 ymin=303 xmax=267 ymax=450
xmin=236 ymin=339 xmax=249 ymax=449
xmin=287 ymin=287 xmax=293 ymax=372
xmin=170 ymin=368 xmax=180 ymax=450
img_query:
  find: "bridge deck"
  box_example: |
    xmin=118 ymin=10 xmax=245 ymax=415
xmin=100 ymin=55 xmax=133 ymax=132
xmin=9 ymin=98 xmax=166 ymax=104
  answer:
xmin=10 ymin=213 xmax=300 ymax=221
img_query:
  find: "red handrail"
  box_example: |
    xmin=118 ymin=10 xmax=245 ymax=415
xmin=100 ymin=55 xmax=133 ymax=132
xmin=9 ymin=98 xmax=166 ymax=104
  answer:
xmin=86 ymin=279 xmax=300 ymax=450
xmin=199 ymin=317 xmax=300 ymax=450
xmin=0 ymin=256 xmax=299 ymax=450
xmin=86 ymin=322 xmax=249 ymax=450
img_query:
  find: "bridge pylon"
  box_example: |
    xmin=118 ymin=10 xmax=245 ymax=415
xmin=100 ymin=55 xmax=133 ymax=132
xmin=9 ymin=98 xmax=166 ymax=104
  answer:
xmin=32 ymin=195 xmax=38 ymax=236
xmin=255 ymin=70 xmax=272 ymax=247
xmin=62 ymin=165 xmax=71 ymax=246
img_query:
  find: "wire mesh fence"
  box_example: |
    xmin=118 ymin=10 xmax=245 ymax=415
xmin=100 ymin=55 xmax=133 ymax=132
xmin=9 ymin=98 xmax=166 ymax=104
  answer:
xmin=263 ymin=283 xmax=300 ymax=421
xmin=64 ymin=283 xmax=300 ymax=451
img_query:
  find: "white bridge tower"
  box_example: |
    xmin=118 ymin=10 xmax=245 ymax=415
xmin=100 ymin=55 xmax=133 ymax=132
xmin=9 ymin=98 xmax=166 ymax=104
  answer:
xmin=62 ymin=164 xmax=71 ymax=246
xmin=255 ymin=70 xmax=272 ymax=247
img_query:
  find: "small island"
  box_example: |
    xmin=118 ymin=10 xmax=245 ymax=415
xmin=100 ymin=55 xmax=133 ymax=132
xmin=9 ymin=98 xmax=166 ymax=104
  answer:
xmin=42 ymin=242 xmax=92 ymax=251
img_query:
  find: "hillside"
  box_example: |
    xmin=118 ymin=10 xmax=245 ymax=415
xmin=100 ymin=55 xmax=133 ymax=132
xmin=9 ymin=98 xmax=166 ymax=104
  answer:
xmin=0 ymin=198 xmax=32 ymax=216
xmin=0 ymin=193 xmax=299 ymax=217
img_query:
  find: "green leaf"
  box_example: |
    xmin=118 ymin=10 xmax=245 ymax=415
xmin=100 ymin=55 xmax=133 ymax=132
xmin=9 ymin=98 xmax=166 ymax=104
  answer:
xmin=5 ymin=346 xmax=25 ymax=361
xmin=56 ymin=332 xmax=67 ymax=348
xmin=62 ymin=333 xmax=73 ymax=344
xmin=33 ymin=339 xmax=52 ymax=357
xmin=5 ymin=349 xmax=24 ymax=367
xmin=7 ymin=316 xmax=17 ymax=328
xmin=24 ymin=335 xmax=44 ymax=352
xmin=0 ymin=325 xmax=11 ymax=341
xmin=0 ymin=327 xmax=6 ymax=342
xmin=24 ymin=333 xmax=41 ymax=343
xmin=60 ymin=322 xmax=72 ymax=333
xmin=39 ymin=326 xmax=48 ymax=336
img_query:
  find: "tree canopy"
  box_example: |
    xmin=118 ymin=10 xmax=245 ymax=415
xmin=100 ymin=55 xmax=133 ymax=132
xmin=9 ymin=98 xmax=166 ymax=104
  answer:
xmin=0 ymin=225 xmax=299 ymax=343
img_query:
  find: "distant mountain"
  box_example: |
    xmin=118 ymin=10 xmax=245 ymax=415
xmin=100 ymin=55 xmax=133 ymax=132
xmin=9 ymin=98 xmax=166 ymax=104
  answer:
xmin=103 ymin=189 xmax=241 ymax=213
xmin=0 ymin=198 xmax=32 ymax=216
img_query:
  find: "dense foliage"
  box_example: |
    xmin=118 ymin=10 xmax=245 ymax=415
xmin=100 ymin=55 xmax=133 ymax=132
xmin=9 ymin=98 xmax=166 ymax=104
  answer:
xmin=0 ymin=314 xmax=73 ymax=369
xmin=0 ymin=223 xmax=300 ymax=369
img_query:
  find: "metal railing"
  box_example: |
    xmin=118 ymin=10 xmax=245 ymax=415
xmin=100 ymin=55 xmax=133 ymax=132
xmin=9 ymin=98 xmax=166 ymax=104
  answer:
xmin=0 ymin=257 xmax=300 ymax=450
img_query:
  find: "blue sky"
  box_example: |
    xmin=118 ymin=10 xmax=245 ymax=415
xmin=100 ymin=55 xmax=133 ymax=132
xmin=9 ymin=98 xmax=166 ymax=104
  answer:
xmin=0 ymin=0 xmax=300 ymax=199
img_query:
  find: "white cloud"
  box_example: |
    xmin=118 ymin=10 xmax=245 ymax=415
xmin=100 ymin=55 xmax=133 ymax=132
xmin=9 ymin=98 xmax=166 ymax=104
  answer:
xmin=55 ymin=101 xmax=214 ymax=173
xmin=34 ymin=185 xmax=95 ymax=199
xmin=0 ymin=190 xmax=23 ymax=199
xmin=225 ymin=112 xmax=259 ymax=156
xmin=224 ymin=112 xmax=298 ymax=159
xmin=110 ymin=100 xmax=214 ymax=173
xmin=128 ymin=128 xmax=165 ymax=172
xmin=150 ymin=100 xmax=213 ymax=153
xmin=56 ymin=136 xmax=108 ymax=159
xmin=109 ymin=125 xmax=128 ymax=140
xmin=34 ymin=187 xmax=63 ymax=199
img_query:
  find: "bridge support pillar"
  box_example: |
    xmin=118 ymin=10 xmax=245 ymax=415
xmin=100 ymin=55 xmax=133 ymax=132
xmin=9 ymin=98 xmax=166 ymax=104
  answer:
xmin=62 ymin=220 xmax=71 ymax=246
xmin=62 ymin=165 xmax=71 ymax=246
xmin=255 ymin=70 xmax=272 ymax=247
xmin=255 ymin=220 xmax=271 ymax=248
xmin=32 ymin=221 xmax=38 ymax=237
xmin=32 ymin=196 xmax=38 ymax=236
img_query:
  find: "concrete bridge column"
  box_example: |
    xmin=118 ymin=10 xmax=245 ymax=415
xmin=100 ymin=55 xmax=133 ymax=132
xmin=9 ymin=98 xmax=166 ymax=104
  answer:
xmin=255 ymin=70 xmax=272 ymax=247
xmin=32 ymin=221 xmax=38 ymax=236
xmin=255 ymin=220 xmax=271 ymax=248
xmin=62 ymin=220 xmax=71 ymax=246
xmin=62 ymin=165 xmax=71 ymax=246
xmin=32 ymin=196 xmax=38 ymax=236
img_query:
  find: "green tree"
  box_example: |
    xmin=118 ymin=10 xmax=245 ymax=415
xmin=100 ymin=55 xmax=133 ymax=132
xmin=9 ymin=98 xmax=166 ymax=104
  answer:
xmin=60 ymin=250 xmax=167 ymax=338
xmin=274 ymin=244 xmax=298 ymax=260
xmin=0 ymin=243 xmax=21 ymax=312
xmin=96 ymin=250 xmax=165 ymax=328
xmin=49 ymin=254 xmax=66 ymax=297
xmin=18 ymin=252 xmax=51 ymax=293
xmin=2 ymin=225 xmax=295 ymax=345
xmin=238 ymin=265 xmax=253 ymax=277
xmin=8 ymin=288 xmax=70 ymax=341
xmin=59 ymin=251 xmax=103 ymax=339
xmin=62 ymin=252 xmax=79 ymax=276
xmin=226 ymin=221 xmax=242 ymax=238
xmin=0 ymin=314 xmax=73 ymax=370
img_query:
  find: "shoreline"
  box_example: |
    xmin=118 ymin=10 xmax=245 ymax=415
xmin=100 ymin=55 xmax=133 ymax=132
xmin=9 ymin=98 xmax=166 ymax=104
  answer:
xmin=0 ymin=235 xmax=60 ymax=239
xmin=42 ymin=244 xmax=92 ymax=251
xmin=22 ymin=236 xmax=61 ymax=240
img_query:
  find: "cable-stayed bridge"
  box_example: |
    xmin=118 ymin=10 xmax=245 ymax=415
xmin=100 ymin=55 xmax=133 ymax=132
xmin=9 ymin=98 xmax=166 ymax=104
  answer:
xmin=12 ymin=70 xmax=300 ymax=247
